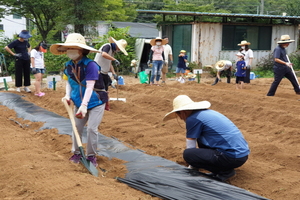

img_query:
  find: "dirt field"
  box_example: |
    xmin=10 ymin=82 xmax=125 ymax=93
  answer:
xmin=1 ymin=74 xmax=300 ymax=200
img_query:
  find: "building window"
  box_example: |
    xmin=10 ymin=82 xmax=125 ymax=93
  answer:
xmin=13 ymin=14 xmax=22 ymax=19
xmin=222 ymin=25 xmax=272 ymax=50
xmin=0 ymin=24 xmax=3 ymax=30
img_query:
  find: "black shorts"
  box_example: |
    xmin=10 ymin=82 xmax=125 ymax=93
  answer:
xmin=236 ymin=76 xmax=245 ymax=83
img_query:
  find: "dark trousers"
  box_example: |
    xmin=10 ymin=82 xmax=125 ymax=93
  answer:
xmin=212 ymin=70 xmax=231 ymax=85
xmin=267 ymin=66 xmax=300 ymax=96
xmin=244 ymin=68 xmax=251 ymax=83
xmin=15 ymin=59 xmax=31 ymax=87
xmin=101 ymin=73 xmax=112 ymax=91
xmin=183 ymin=142 xmax=248 ymax=174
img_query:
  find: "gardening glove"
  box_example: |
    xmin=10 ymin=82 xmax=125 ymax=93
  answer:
xmin=14 ymin=53 xmax=22 ymax=58
xmin=31 ymin=68 xmax=37 ymax=74
xmin=61 ymin=96 xmax=70 ymax=105
xmin=112 ymin=59 xmax=120 ymax=66
xmin=147 ymin=60 xmax=151 ymax=65
xmin=76 ymin=104 xmax=87 ymax=119
xmin=113 ymin=74 xmax=119 ymax=81
xmin=246 ymin=65 xmax=251 ymax=69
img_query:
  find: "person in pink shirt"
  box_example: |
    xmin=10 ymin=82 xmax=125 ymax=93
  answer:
xmin=147 ymin=37 xmax=166 ymax=85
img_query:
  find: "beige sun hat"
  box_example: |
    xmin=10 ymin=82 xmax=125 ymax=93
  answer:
xmin=108 ymin=37 xmax=128 ymax=55
xmin=163 ymin=95 xmax=211 ymax=121
xmin=150 ymin=37 xmax=167 ymax=46
xmin=215 ymin=60 xmax=226 ymax=71
xmin=50 ymin=33 xmax=100 ymax=55
xmin=277 ymin=35 xmax=295 ymax=44
xmin=238 ymin=40 xmax=251 ymax=46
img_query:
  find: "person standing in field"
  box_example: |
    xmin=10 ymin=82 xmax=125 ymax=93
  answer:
xmin=267 ymin=35 xmax=300 ymax=96
xmin=161 ymin=36 xmax=173 ymax=84
xmin=4 ymin=30 xmax=32 ymax=92
xmin=30 ymin=42 xmax=48 ymax=97
xmin=235 ymin=52 xmax=246 ymax=89
xmin=238 ymin=40 xmax=253 ymax=84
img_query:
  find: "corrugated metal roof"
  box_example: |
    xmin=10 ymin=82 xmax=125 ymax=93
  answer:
xmin=112 ymin=22 xmax=159 ymax=38
xmin=137 ymin=10 xmax=300 ymax=19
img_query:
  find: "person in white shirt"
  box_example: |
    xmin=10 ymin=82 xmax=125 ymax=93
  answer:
xmin=238 ymin=40 xmax=254 ymax=83
xmin=161 ymin=36 xmax=173 ymax=84
xmin=211 ymin=60 xmax=232 ymax=85
xmin=30 ymin=42 xmax=47 ymax=97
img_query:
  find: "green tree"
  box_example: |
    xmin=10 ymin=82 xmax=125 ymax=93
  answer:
xmin=0 ymin=0 xmax=62 ymax=41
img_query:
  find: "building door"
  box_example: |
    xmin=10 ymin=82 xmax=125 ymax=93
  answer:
xmin=172 ymin=25 xmax=192 ymax=70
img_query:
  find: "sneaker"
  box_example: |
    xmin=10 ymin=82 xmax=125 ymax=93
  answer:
xmin=16 ymin=88 xmax=21 ymax=92
xmin=214 ymin=170 xmax=236 ymax=182
xmin=87 ymin=156 xmax=98 ymax=167
xmin=69 ymin=154 xmax=82 ymax=164
xmin=24 ymin=87 xmax=31 ymax=93
xmin=35 ymin=92 xmax=45 ymax=97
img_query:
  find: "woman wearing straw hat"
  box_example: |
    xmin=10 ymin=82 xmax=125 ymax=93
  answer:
xmin=163 ymin=95 xmax=249 ymax=182
xmin=50 ymin=33 xmax=108 ymax=167
xmin=238 ymin=40 xmax=253 ymax=83
xmin=211 ymin=60 xmax=232 ymax=85
xmin=147 ymin=37 xmax=166 ymax=85
xmin=94 ymin=37 xmax=128 ymax=110
xmin=267 ymin=35 xmax=300 ymax=96
xmin=4 ymin=30 xmax=32 ymax=93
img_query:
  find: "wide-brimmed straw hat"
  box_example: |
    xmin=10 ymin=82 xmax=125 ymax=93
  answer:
xmin=18 ymin=30 xmax=32 ymax=39
xmin=215 ymin=60 xmax=226 ymax=70
xmin=150 ymin=37 xmax=167 ymax=46
xmin=108 ymin=37 xmax=128 ymax=55
xmin=163 ymin=95 xmax=211 ymax=121
xmin=50 ymin=33 xmax=100 ymax=55
xmin=277 ymin=35 xmax=295 ymax=44
xmin=238 ymin=40 xmax=251 ymax=46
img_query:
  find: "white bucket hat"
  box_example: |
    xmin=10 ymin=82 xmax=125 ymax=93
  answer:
xmin=163 ymin=95 xmax=211 ymax=121
xmin=50 ymin=33 xmax=100 ymax=55
xmin=108 ymin=37 xmax=128 ymax=55
xmin=238 ymin=40 xmax=251 ymax=46
xmin=236 ymin=52 xmax=245 ymax=57
xmin=277 ymin=35 xmax=295 ymax=44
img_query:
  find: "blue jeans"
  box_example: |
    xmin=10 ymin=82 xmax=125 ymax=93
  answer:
xmin=150 ymin=60 xmax=163 ymax=83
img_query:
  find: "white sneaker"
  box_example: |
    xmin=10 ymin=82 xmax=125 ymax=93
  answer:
xmin=16 ymin=88 xmax=21 ymax=92
xmin=24 ymin=87 xmax=31 ymax=93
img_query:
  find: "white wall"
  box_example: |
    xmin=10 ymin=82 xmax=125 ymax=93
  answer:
xmin=0 ymin=6 xmax=27 ymax=39
xmin=192 ymin=22 xmax=299 ymax=68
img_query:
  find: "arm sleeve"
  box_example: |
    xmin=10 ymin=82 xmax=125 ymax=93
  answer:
xmin=149 ymin=50 xmax=153 ymax=62
xmin=81 ymin=80 xmax=95 ymax=106
xmin=65 ymin=80 xmax=71 ymax=97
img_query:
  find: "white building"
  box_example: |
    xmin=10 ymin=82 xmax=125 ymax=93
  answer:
xmin=0 ymin=6 xmax=27 ymax=39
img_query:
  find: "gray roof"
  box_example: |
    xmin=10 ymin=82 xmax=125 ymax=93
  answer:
xmin=137 ymin=10 xmax=300 ymax=19
xmin=111 ymin=22 xmax=159 ymax=38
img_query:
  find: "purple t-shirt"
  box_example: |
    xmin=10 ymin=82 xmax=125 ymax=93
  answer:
xmin=85 ymin=61 xmax=99 ymax=81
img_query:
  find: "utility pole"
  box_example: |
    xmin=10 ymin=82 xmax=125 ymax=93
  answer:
xmin=260 ymin=0 xmax=264 ymax=15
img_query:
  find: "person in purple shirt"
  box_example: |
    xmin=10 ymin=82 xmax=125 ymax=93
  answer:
xmin=50 ymin=33 xmax=108 ymax=167
xmin=5 ymin=30 xmax=32 ymax=92
xmin=163 ymin=95 xmax=249 ymax=182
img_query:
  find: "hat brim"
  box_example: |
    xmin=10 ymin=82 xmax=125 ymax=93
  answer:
xmin=50 ymin=43 xmax=100 ymax=55
xmin=109 ymin=37 xmax=128 ymax=55
xmin=150 ymin=38 xmax=167 ymax=46
xmin=19 ymin=32 xmax=32 ymax=39
xmin=238 ymin=43 xmax=251 ymax=46
xmin=277 ymin=40 xmax=295 ymax=44
xmin=215 ymin=61 xmax=225 ymax=71
xmin=163 ymin=101 xmax=211 ymax=121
